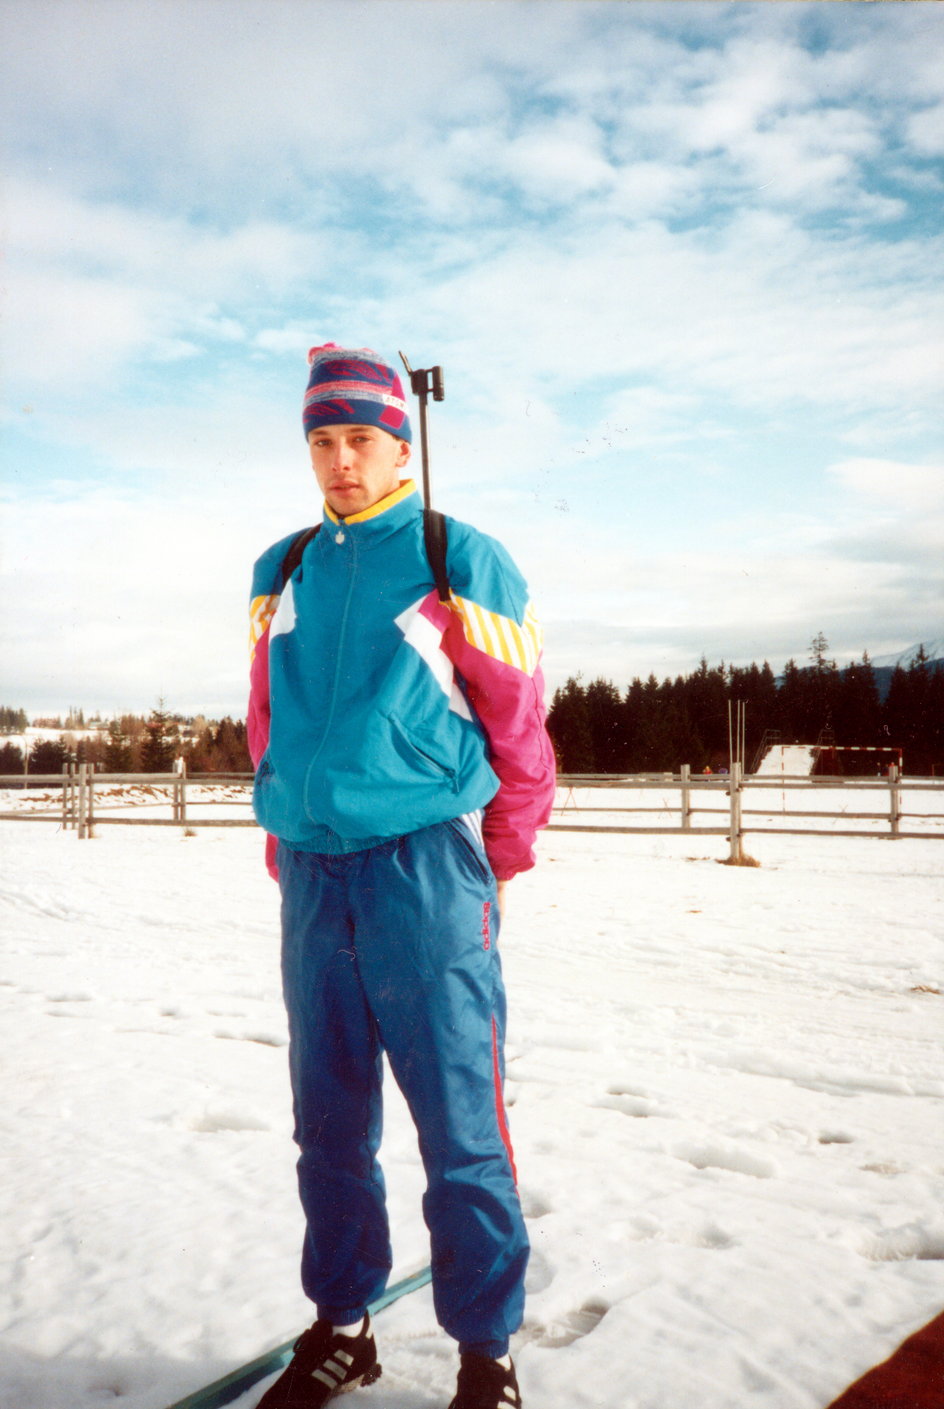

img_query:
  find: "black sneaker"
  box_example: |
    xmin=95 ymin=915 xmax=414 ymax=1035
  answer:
xmin=256 ymin=1313 xmax=381 ymax=1408
xmin=448 ymin=1354 xmax=522 ymax=1409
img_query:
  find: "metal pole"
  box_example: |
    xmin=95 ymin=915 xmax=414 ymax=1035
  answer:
xmin=728 ymin=760 xmax=743 ymax=862
xmin=77 ymin=763 xmax=87 ymax=840
xmin=740 ymin=702 xmax=747 ymax=774
xmin=417 ymin=382 xmax=432 ymax=510
xmin=399 ymin=353 xmax=444 ymax=513
xmin=680 ymin=763 xmax=691 ymax=831
xmin=889 ymin=763 xmax=901 ymax=838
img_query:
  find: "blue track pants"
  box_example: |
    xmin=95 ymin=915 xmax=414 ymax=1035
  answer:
xmin=277 ymin=818 xmax=529 ymax=1357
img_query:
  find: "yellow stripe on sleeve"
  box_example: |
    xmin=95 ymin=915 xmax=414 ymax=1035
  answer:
xmin=449 ymin=594 xmax=543 ymax=675
xmin=249 ymin=593 xmax=281 ymax=661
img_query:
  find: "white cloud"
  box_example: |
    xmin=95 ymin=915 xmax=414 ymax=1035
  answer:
xmin=3 ymin=176 xmax=329 ymax=399
xmin=386 ymin=211 xmax=943 ymax=432
xmin=495 ymin=114 xmax=614 ymax=204
xmin=829 ymin=458 xmax=944 ymax=513
xmin=0 ymin=478 xmax=312 ymax=716
xmin=906 ymin=102 xmax=944 ymax=157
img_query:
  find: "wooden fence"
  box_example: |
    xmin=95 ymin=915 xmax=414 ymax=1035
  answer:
xmin=0 ymin=767 xmax=253 ymax=837
xmin=1 ymin=764 xmax=942 ymax=858
xmin=550 ymin=765 xmax=943 ymax=856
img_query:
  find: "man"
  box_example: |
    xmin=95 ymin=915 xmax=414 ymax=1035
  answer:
xmin=247 ymin=344 xmax=555 ymax=1409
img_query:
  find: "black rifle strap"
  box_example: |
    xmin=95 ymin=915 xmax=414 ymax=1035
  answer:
xmin=278 ymin=524 xmax=320 ymax=590
xmin=278 ymin=512 xmax=450 ymax=601
xmin=424 ymin=508 xmax=451 ymax=604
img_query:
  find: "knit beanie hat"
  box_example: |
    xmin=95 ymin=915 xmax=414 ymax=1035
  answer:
xmin=302 ymin=344 xmax=412 ymax=443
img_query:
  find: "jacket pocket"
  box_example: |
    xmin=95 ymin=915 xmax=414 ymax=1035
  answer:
xmin=388 ymin=714 xmax=459 ymax=790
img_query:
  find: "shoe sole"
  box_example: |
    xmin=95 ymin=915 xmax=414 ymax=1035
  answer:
xmin=334 ymin=1362 xmax=382 ymax=1397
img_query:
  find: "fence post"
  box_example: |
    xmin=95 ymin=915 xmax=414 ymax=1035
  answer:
xmin=680 ymin=764 xmax=692 ymax=832
xmin=888 ymin=763 xmax=901 ymax=838
xmin=728 ymin=761 xmax=743 ymax=862
xmin=61 ymin=761 xmax=71 ymax=830
xmin=86 ymin=764 xmax=95 ymax=836
xmin=77 ymin=763 xmax=87 ymax=840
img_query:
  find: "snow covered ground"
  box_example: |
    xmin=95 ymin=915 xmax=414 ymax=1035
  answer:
xmin=1 ymin=808 xmax=943 ymax=1409
xmin=754 ymin=745 xmax=817 ymax=778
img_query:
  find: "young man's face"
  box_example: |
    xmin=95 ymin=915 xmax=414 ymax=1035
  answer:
xmin=308 ymin=424 xmax=411 ymax=518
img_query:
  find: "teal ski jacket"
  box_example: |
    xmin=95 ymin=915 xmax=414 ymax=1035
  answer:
xmin=248 ymin=481 xmax=555 ymax=879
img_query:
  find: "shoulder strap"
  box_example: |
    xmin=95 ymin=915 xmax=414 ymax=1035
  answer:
xmin=424 ymin=508 xmax=450 ymax=604
xmin=278 ymin=524 xmax=320 ymax=589
xmin=278 ymin=514 xmax=450 ymax=602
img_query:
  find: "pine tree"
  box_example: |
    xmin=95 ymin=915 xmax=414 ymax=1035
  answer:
xmin=777 ymin=659 xmax=803 ymax=740
xmin=684 ymin=658 xmax=730 ymax=762
xmin=28 ymin=738 xmax=67 ymax=774
xmin=835 ymin=654 xmax=882 ymax=757
xmin=0 ymin=741 xmax=24 ymax=772
xmin=584 ymin=679 xmax=625 ymax=773
xmin=546 ymin=677 xmax=594 ymax=773
xmin=103 ymin=719 xmax=134 ymax=772
xmin=884 ymin=647 xmax=944 ymax=775
xmin=141 ymin=700 xmax=177 ymax=772
xmin=213 ymin=717 xmax=252 ymax=771
xmin=186 ymin=725 xmax=217 ymax=773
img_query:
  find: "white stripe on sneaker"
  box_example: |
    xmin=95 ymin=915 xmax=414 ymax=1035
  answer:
xmin=312 ymin=1368 xmax=339 ymax=1389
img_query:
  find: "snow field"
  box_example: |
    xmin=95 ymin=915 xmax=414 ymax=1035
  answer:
xmin=1 ymin=818 xmax=942 ymax=1409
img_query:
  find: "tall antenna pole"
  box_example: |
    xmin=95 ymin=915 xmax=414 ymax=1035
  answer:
xmin=399 ymin=351 xmax=450 ymax=603
xmin=399 ymin=352 xmax=444 ymax=512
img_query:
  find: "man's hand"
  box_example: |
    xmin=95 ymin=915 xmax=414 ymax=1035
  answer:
xmin=496 ymin=879 xmax=508 ymax=920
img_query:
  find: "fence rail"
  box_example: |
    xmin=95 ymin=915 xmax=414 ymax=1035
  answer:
xmin=2 ymin=765 xmax=942 ymax=855
xmin=0 ymin=768 xmax=258 ymax=836
xmin=552 ymin=765 xmax=942 ymax=853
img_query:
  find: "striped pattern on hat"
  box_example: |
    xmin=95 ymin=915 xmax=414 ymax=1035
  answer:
xmin=303 ymin=343 xmax=412 ymax=442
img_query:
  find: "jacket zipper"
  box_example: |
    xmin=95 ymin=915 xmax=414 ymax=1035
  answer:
xmin=306 ymin=530 xmax=358 ymax=767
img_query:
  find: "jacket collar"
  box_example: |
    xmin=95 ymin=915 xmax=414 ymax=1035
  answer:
xmin=323 ymin=479 xmax=420 ymax=535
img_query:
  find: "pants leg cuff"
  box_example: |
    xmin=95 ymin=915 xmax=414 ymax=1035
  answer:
xmin=318 ymin=1304 xmax=370 ymax=1326
xmin=459 ymin=1339 xmax=510 ymax=1359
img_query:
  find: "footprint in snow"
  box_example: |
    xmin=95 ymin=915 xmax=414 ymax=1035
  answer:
xmin=519 ymin=1186 xmax=553 ymax=1220
xmin=531 ymin=1300 xmax=608 ymax=1349
xmin=673 ymin=1140 xmax=776 ymax=1179
xmin=524 ymin=1245 xmax=554 ymax=1295
xmin=594 ymin=1090 xmax=670 ymax=1119
xmin=860 ymin=1224 xmax=944 ymax=1262
xmin=213 ymin=1029 xmax=287 ymax=1047
xmin=188 ymin=1109 xmax=272 ymax=1134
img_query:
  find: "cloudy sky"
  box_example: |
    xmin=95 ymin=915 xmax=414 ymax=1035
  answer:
xmin=2 ymin=0 xmax=942 ymax=717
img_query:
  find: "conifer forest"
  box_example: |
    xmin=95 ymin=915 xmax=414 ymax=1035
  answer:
xmin=545 ymin=642 xmax=944 ymax=777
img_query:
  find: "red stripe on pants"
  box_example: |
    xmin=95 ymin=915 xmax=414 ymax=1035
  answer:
xmin=491 ymin=1016 xmax=517 ymax=1186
